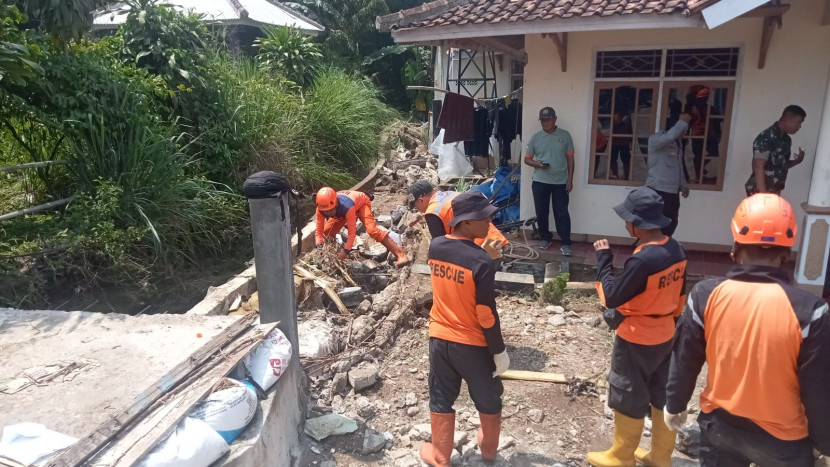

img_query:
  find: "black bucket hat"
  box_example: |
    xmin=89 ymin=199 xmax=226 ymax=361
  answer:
xmin=448 ymin=191 xmax=498 ymax=227
xmin=613 ymin=187 xmax=671 ymax=229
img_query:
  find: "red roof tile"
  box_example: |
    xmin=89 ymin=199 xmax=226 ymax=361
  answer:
xmin=382 ymin=0 xmax=719 ymax=30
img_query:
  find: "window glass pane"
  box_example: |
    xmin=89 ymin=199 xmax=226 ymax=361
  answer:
xmin=593 ymin=153 xmax=610 ymax=180
xmin=706 ymin=118 xmax=724 ymax=157
xmin=665 ymin=48 xmax=739 ymax=77
xmin=631 ymin=156 xmax=648 ymax=183
xmin=596 ymin=50 xmax=662 ymax=78
xmin=597 ymin=89 xmax=613 ymax=114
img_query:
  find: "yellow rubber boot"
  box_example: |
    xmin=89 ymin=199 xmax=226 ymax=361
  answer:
xmin=586 ymin=411 xmax=644 ymax=467
xmin=634 ymin=406 xmax=677 ymax=467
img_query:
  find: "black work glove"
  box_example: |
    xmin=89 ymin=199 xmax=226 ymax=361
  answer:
xmin=603 ymin=308 xmax=626 ymax=330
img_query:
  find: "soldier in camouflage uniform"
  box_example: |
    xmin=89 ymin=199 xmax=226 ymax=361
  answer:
xmin=745 ymin=105 xmax=807 ymax=196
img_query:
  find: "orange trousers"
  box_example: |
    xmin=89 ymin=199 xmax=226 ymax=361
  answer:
xmin=323 ymin=205 xmax=389 ymax=243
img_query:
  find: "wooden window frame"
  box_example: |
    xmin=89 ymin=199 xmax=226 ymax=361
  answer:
xmin=589 ymin=48 xmax=739 ymax=191
xmin=588 ymin=82 xmax=660 ymax=186
xmin=660 ymin=80 xmax=735 ymax=191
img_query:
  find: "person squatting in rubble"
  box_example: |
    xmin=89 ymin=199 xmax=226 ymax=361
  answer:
xmin=406 ymin=180 xmax=508 ymax=248
xmin=665 ymin=194 xmax=830 ymax=466
xmin=588 ymin=187 xmax=688 ymax=467
xmin=420 ymin=191 xmax=510 ymax=467
xmin=314 ymin=187 xmax=409 ymax=267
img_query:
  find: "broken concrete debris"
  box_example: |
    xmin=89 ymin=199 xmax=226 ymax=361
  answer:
xmin=297 ymin=320 xmax=336 ymax=358
xmin=338 ymin=286 xmax=365 ymax=308
xmin=348 ymin=365 xmax=379 ymax=392
xmin=304 ymin=414 xmax=359 ymax=441
xmin=361 ymin=429 xmax=388 ymax=455
xmin=676 ymin=424 xmax=701 ymax=458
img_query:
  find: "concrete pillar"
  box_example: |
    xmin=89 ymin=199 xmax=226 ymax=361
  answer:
xmin=794 ymin=73 xmax=830 ymax=295
xmin=244 ymin=172 xmax=305 ymax=463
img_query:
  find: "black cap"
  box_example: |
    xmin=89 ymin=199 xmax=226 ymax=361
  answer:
xmin=448 ymin=191 xmax=498 ymax=227
xmin=539 ymin=107 xmax=556 ymax=119
xmin=407 ymin=180 xmax=434 ymax=209
xmin=612 ymin=187 xmax=671 ymax=229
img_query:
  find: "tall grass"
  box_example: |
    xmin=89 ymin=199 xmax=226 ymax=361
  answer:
xmin=304 ymin=68 xmax=395 ymax=173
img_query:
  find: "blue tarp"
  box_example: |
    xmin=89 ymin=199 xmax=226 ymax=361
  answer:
xmin=470 ymin=166 xmax=521 ymax=227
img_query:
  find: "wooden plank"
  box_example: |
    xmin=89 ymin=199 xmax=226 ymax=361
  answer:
xmin=500 ymin=369 xmax=568 ymax=384
xmin=547 ymin=32 xmax=567 ymax=72
xmin=47 ymin=313 xmax=259 ymax=467
xmin=94 ymin=322 xmax=278 ymax=467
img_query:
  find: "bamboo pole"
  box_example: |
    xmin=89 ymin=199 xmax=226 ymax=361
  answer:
xmin=0 ymin=196 xmax=75 ymax=221
xmin=0 ymin=160 xmax=70 ymax=172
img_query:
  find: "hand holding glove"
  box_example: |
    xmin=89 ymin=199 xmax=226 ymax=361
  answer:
xmin=664 ymin=409 xmax=688 ymax=432
xmin=481 ymin=239 xmax=503 ymax=260
xmin=337 ymin=249 xmax=350 ymax=260
xmin=492 ymin=350 xmax=510 ymax=378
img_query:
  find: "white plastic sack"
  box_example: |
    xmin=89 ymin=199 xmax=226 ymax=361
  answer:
xmin=138 ymin=417 xmax=229 ymax=467
xmin=430 ymin=129 xmax=473 ymax=180
xmin=0 ymin=423 xmax=77 ymax=467
xmin=243 ymin=327 xmax=292 ymax=391
xmin=188 ymin=378 xmax=257 ymax=443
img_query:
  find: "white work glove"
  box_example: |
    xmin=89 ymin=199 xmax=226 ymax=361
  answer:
xmin=492 ymin=350 xmax=510 ymax=378
xmin=481 ymin=239 xmax=503 ymax=260
xmin=664 ymin=408 xmax=688 ymax=432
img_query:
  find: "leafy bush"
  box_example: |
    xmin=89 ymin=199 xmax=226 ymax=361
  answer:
xmin=541 ymin=272 xmax=570 ymax=305
xmin=255 ymin=26 xmax=322 ymax=87
xmin=118 ymin=0 xmax=208 ymax=84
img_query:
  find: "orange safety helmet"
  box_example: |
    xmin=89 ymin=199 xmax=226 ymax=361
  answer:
xmin=316 ymin=187 xmax=338 ymax=211
xmin=731 ymin=194 xmax=797 ymax=247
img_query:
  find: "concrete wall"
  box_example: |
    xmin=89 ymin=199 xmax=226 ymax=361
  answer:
xmin=520 ymin=1 xmax=830 ymax=248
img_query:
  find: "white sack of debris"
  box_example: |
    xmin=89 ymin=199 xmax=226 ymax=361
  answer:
xmin=188 ymin=378 xmax=257 ymax=443
xmin=243 ymin=327 xmax=292 ymax=391
xmin=0 ymin=422 xmax=76 ymax=466
xmin=137 ymin=416 xmax=229 ymax=467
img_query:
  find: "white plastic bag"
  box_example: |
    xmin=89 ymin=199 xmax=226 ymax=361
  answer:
xmin=0 ymin=423 xmax=76 ymax=466
xmin=188 ymin=378 xmax=257 ymax=443
xmin=243 ymin=327 xmax=292 ymax=391
xmin=430 ymin=129 xmax=473 ymax=180
xmin=137 ymin=417 xmax=229 ymax=467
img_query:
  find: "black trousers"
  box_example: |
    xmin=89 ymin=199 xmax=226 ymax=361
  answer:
xmin=698 ymin=410 xmax=813 ymax=467
xmin=610 ymin=145 xmax=631 ymax=179
xmin=653 ymin=189 xmax=681 ymax=237
xmin=531 ymin=181 xmax=571 ymax=245
xmin=428 ymin=337 xmax=503 ymax=415
xmin=607 ymin=336 xmax=672 ymax=419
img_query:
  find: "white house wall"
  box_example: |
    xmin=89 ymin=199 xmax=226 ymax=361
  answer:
xmin=520 ymin=0 xmax=830 ymax=248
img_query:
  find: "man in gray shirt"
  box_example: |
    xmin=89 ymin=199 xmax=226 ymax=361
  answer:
xmin=645 ymin=112 xmax=692 ymax=236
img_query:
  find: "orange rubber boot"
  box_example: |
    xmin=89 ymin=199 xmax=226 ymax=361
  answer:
xmin=420 ymin=412 xmax=455 ymax=467
xmin=477 ymin=412 xmax=501 ymax=461
xmin=380 ymin=235 xmax=410 ymax=268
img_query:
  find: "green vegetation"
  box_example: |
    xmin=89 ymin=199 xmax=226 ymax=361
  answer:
xmin=541 ymin=273 xmax=570 ymax=305
xmin=0 ymin=0 xmax=400 ymax=308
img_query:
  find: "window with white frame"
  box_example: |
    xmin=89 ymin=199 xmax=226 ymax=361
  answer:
xmin=590 ymin=47 xmax=739 ymax=191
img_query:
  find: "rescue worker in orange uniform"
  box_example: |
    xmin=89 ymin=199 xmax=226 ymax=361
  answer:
xmin=420 ymin=191 xmax=510 ymax=467
xmin=407 ymin=180 xmax=508 ymax=247
xmin=588 ymin=187 xmax=687 ymax=467
xmin=665 ymin=194 xmax=830 ymax=466
xmin=315 ymin=187 xmax=409 ymax=267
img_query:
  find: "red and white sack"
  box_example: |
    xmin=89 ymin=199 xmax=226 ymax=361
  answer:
xmin=243 ymin=328 xmax=292 ymax=390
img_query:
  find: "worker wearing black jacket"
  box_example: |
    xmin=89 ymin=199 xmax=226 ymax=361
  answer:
xmin=665 ymin=193 xmax=830 ymax=466
xmin=588 ymin=187 xmax=687 ymax=467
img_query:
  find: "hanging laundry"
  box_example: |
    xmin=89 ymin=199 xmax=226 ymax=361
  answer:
xmin=436 ymin=92 xmax=475 ymax=144
xmin=497 ymin=100 xmax=522 ymax=165
xmin=463 ymin=107 xmax=493 ymax=157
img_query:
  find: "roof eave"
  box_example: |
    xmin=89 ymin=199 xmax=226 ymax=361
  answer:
xmin=376 ymin=0 xmax=472 ymax=32
xmin=390 ymin=13 xmax=706 ymax=44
